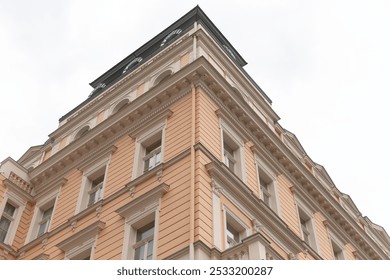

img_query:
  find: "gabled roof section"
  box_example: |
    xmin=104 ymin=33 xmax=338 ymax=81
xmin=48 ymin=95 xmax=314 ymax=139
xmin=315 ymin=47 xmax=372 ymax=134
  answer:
xmin=313 ymin=163 xmax=335 ymax=188
xmin=364 ymin=216 xmax=390 ymax=246
xmin=283 ymin=129 xmax=307 ymax=157
xmin=59 ymin=5 xmax=248 ymax=122
xmin=340 ymin=193 xmax=361 ymax=216
xmin=17 ymin=145 xmax=43 ymax=165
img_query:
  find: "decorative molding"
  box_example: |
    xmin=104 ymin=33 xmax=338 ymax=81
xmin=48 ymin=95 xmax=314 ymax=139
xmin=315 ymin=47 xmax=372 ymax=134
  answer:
xmin=211 ymin=178 xmax=223 ymax=196
xmin=56 ymin=221 xmax=106 ymax=252
xmin=129 ymin=186 xmax=136 ymax=198
xmin=71 ymin=221 xmax=77 ymax=232
xmin=116 ymin=183 xmax=170 ymax=218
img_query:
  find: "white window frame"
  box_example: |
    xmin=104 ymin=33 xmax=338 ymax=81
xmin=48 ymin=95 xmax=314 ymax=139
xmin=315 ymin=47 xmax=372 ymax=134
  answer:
xmin=0 ymin=192 xmax=25 ymax=245
xmin=132 ymin=121 xmax=166 ymax=179
xmin=220 ymin=120 xmax=245 ymax=180
xmin=117 ymin=184 xmax=168 ymax=260
xmin=26 ymin=190 xmax=58 ymax=242
xmin=255 ymin=155 xmax=280 ymax=214
xmin=296 ymin=202 xmax=319 ymax=252
xmin=56 ymin=221 xmax=104 ymax=260
xmin=76 ymin=158 xmax=109 ymax=213
xmin=329 ymin=232 xmax=345 ymax=260
xmin=223 ymin=207 xmax=249 ymax=250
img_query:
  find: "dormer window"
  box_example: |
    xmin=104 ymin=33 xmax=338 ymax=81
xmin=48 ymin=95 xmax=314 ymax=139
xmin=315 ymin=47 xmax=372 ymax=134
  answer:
xmin=122 ymin=57 xmax=143 ymax=74
xmin=160 ymin=29 xmax=182 ymax=47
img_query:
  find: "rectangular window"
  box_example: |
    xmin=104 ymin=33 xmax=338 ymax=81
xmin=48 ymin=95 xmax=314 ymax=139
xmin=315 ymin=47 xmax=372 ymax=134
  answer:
xmin=259 ymin=176 xmax=271 ymax=206
xmin=0 ymin=202 xmax=16 ymax=243
xmin=223 ymin=142 xmax=236 ymax=172
xmin=300 ymin=216 xmax=310 ymax=244
xmin=134 ymin=222 xmax=155 ymax=260
xmin=77 ymin=164 xmax=107 ymax=212
xmin=221 ymin=128 xmax=243 ymax=179
xmin=143 ymin=140 xmax=162 ymax=173
xmin=331 ymin=239 xmax=344 ymax=260
xmin=256 ymin=162 xmax=278 ymax=213
xmin=226 ymin=223 xmax=240 ymax=248
xmin=297 ymin=206 xmax=317 ymax=251
xmin=87 ymin=175 xmax=105 ymax=207
xmin=224 ymin=210 xmax=247 ymax=250
xmin=37 ymin=206 xmax=54 ymax=237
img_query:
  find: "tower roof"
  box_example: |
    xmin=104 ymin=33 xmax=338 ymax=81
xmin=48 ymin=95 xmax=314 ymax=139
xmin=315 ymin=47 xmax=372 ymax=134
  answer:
xmin=59 ymin=6 xmax=250 ymax=122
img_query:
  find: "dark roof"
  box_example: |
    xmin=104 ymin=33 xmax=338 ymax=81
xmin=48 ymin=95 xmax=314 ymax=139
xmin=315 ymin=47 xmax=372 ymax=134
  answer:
xmin=59 ymin=6 xmax=271 ymax=122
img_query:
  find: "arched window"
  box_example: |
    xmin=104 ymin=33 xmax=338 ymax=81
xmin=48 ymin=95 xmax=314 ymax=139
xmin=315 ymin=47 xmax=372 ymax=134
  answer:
xmin=112 ymin=99 xmax=129 ymax=115
xmin=74 ymin=126 xmax=90 ymax=140
xmin=153 ymin=70 xmax=172 ymax=87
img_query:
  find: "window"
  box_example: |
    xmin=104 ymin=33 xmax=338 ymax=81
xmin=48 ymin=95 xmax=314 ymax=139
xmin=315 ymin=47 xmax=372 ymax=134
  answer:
xmin=87 ymin=175 xmax=104 ymax=207
xmin=143 ymin=139 xmax=162 ymax=173
xmin=226 ymin=223 xmax=240 ymax=248
xmin=77 ymin=161 xmax=108 ymax=213
xmin=26 ymin=192 xmax=57 ymax=242
xmin=0 ymin=202 xmax=16 ymax=243
xmin=74 ymin=125 xmax=90 ymax=140
xmin=133 ymin=122 xmax=166 ymax=178
xmin=134 ymin=222 xmax=155 ymax=260
xmin=300 ymin=215 xmax=310 ymax=244
xmin=37 ymin=206 xmax=54 ymax=237
xmin=116 ymin=183 xmax=169 ymax=260
xmin=0 ymin=194 xmax=24 ymax=245
xmin=255 ymin=157 xmax=279 ymax=213
xmin=223 ymin=141 xmax=236 ymax=172
xmin=331 ymin=239 xmax=344 ymax=260
xmin=259 ymin=175 xmax=271 ymax=206
xmin=221 ymin=124 xmax=244 ymax=179
xmin=112 ymin=99 xmax=129 ymax=115
xmin=297 ymin=206 xmax=317 ymax=251
xmin=224 ymin=209 xmax=247 ymax=250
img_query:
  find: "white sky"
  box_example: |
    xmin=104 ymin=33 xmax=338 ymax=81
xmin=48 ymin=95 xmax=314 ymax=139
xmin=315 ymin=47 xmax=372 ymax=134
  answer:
xmin=1 ymin=0 xmax=389 ymax=234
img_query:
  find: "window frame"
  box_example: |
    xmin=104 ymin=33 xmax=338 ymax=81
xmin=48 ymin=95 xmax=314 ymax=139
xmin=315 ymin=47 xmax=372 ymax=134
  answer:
xmin=0 ymin=193 xmax=25 ymax=245
xmin=26 ymin=190 xmax=58 ymax=243
xmin=329 ymin=232 xmax=345 ymax=260
xmin=296 ymin=203 xmax=319 ymax=252
xmin=220 ymin=120 xmax=245 ymax=180
xmin=223 ymin=207 xmax=248 ymax=250
xmin=255 ymin=155 xmax=280 ymax=214
xmin=76 ymin=158 xmax=109 ymax=213
xmin=132 ymin=121 xmax=166 ymax=179
xmin=116 ymin=183 xmax=168 ymax=260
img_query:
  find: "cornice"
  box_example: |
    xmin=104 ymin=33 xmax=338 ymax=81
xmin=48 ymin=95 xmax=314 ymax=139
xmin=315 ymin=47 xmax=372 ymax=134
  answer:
xmin=3 ymin=179 xmax=34 ymax=202
xmin=198 ymin=143 xmax=315 ymax=257
xmin=194 ymin=28 xmax=276 ymax=115
xmin=56 ymin=220 xmax=106 ymax=251
xmin=17 ymin=149 xmax=189 ymax=257
xmin=29 ymin=60 xmax=205 ymax=188
xmin=193 ymin=61 xmax=389 ymax=259
xmin=0 ymin=242 xmax=17 ymax=259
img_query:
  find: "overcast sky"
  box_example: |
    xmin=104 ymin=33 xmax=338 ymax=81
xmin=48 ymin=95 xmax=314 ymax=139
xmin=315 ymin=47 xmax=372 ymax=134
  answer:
xmin=1 ymin=0 xmax=389 ymax=234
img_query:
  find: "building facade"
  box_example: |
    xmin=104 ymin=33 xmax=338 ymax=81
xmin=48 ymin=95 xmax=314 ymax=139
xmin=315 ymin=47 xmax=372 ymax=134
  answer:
xmin=1 ymin=6 xmax=389 ymax=260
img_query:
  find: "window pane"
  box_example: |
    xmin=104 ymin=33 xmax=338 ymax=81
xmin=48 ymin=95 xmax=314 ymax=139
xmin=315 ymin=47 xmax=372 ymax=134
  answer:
xmin=42 ymin=207 xmax=53 ymax=220
xmin=134 ymin=245 xmax=145 ymax=260
xmin=263 ymin=194 xmax=270 ymax=206
xmin=0 ymin=217 xmax=11 ymax=242
xmin=88 ymin=192 xmax=96 ymax=206
xmin=136 ymin=223 xmax=154 ymax=241
xmin=146 ymin=240 xmax=154 ymax=260
xmin=4 ymin=203 xmax=16 ymax=217
xmin=37 ymin=221 xmax=48 ymax=237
